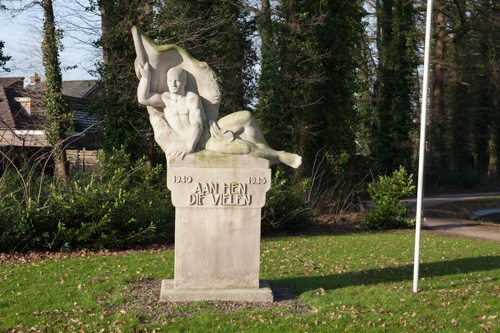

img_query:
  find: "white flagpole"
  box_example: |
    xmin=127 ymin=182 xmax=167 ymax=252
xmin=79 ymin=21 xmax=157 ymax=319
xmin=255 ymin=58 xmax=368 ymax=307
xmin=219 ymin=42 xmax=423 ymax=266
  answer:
xmin=413 ymin=0 xmax=434 ymax=293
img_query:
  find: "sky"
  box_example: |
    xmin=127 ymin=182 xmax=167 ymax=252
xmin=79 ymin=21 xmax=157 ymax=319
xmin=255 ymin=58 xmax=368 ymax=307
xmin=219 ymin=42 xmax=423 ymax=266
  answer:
xmin=0 ymin=1 xmax=100 ymax=84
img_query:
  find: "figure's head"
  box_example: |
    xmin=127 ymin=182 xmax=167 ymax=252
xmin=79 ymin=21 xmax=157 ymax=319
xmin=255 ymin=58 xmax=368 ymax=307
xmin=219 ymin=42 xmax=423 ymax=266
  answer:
xmin=167 ymin=67 xmax=187 ymax=94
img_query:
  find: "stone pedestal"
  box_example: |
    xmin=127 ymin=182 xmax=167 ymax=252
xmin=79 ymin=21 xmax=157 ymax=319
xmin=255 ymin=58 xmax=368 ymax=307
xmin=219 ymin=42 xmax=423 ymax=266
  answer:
xmin=160 ymin=152 xmax=273 ymax=302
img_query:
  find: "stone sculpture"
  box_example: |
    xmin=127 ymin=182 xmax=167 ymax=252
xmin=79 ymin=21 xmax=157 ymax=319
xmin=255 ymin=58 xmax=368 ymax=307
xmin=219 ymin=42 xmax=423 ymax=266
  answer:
xmin=132 ymin=27 xmax=303 ymax=302
xmin=132 ymin=27 xmax=301 ymax=169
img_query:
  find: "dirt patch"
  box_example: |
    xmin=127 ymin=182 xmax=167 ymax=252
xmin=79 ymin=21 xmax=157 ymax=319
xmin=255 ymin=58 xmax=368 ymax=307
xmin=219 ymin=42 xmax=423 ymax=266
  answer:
xmin=0 ymin=244 xmax=175 ymax=264
xmin=109 ymin=278 xmax=314 ymax=323
xmin=312 ymin=212 xmax=365 ymax=232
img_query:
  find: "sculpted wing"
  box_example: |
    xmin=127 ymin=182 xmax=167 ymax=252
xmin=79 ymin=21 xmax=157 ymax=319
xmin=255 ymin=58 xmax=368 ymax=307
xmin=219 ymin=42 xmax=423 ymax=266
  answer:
xmin=132 ymin=26 xmax=220 ymax=121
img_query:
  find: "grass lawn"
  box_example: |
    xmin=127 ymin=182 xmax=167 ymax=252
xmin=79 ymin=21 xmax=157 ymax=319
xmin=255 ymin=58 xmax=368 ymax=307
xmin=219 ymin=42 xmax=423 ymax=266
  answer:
xmin=1 ymin=231 xmax=499 ymax=332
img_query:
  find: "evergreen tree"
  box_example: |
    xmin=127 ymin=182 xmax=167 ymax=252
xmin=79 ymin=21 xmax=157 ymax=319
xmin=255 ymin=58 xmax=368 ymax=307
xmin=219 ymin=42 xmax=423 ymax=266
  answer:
xmin=255 ymin=0 xmax=292 ymax=152
xmin=90 ymin=0 xmax=154 ymax=162
xmin=311 ymin=0 xmax=365 ymax=175
xmin=370 ymin=0 xmax=417 ymax=173
xmin=255 ymin=0 xmax=365 ymax=175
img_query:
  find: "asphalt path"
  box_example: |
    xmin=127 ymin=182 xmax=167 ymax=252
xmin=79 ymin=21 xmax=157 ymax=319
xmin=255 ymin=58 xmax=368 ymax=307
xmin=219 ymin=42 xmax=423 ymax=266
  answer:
xmin=406 ymin=191 xmax=500 ymax=208
xmin=409 ymin=192 xmax=500 ymax=243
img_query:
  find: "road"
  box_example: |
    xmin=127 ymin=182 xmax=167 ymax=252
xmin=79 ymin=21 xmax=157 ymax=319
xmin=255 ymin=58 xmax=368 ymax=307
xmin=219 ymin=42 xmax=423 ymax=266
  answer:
xmin=406 ymin=191 xmax=500 ymax=208
xmin=410 ymin=192 xmax=500 ymax=243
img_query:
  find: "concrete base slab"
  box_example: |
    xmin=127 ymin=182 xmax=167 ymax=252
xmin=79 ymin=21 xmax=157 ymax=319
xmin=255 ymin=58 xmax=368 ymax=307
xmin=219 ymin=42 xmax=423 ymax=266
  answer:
xmin=160 ymin=279 xmax=274 ymax=303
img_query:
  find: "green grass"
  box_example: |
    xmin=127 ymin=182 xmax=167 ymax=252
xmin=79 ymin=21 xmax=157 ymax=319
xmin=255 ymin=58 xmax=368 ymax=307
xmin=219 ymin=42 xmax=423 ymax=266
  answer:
xmin=1 ymin=232 xmax=499 ymax=332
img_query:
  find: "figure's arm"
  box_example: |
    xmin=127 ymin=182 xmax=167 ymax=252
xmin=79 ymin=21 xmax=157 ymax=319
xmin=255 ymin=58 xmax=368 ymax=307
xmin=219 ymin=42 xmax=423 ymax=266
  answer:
xmin=137 ymin=63 xmax=164 ymax=107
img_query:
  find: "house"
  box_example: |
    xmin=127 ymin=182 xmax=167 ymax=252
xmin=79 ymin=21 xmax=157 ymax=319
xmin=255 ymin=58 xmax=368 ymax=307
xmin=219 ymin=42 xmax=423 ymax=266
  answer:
xmin=0 ymin=74 xmax=104 ymax=172
xmin=0 ymin=76 xmax=47 ymax=147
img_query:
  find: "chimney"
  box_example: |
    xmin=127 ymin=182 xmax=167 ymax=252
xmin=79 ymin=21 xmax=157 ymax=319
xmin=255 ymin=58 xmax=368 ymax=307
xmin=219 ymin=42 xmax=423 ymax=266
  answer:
xmin=30 ymin=73 xmax=41 ymax=85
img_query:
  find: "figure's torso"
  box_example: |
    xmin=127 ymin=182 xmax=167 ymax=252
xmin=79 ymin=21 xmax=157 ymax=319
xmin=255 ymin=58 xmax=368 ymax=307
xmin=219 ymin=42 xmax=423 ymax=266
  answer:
xmin=161 ymin=91 xmax=210 ymax=149
xmin=161 ymin=92 xmax=191 ymax=140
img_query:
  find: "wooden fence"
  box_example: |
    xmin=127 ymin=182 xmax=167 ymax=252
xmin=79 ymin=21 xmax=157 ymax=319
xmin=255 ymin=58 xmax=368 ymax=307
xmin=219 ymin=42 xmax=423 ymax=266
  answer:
xmin=67 ymin=149 xmax=100 ymax=172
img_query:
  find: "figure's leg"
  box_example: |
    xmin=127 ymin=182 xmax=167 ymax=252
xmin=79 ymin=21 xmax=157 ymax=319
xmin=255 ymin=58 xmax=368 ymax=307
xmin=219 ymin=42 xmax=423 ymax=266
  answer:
xmin=248 ymin=144 xmax=302 ymax=168
xmin=217 ymin=111 xmax=268 ymax=145
xmin=205 ymin=137 xmax=254 ymax=155
xmin=206 ymin=136 xmax=302 ymax=168
xmin=215 ymin=111 xmax=302 ymax=168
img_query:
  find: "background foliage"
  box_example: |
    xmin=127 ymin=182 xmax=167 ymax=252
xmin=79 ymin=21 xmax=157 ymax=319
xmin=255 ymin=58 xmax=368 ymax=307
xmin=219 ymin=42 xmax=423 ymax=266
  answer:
xmin=0 ymin=148 xmax=174 ymax=252
xmin=2 ymin=1 xmax=500 ymax=251
xmin=261 ymin=170 xmax=311 ymax=233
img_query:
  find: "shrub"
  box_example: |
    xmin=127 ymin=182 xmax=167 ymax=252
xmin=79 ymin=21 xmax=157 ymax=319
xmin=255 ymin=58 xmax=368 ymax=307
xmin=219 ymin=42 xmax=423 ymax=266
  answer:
xmin=365 ymin=166 xmax=416 ymax=230
xmin=261 ymin=170 xmax=311 ymax=233
xmin=0 ymin=148 xmax=174 ymax=252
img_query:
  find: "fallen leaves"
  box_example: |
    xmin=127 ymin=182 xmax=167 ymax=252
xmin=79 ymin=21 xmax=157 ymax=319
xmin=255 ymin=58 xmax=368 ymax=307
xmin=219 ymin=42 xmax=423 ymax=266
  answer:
xmin=1 ymin=232 xmax=498 ymax=332
xmin=315 ymin=288 xmax=326 ymax=296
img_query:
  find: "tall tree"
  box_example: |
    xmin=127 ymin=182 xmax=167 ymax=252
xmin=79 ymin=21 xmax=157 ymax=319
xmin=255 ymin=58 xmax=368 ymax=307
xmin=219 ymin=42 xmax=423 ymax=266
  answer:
xmin=370 ymin=0 xmax=417 ymax=173
xmin=424 ymin=0 xmax=500 ymax=186
xmin=255 ymin=0 xmax=365 ymax=175
xmin=310 ymin=0 xmax=365 ymax=176
xmin=91 ymin=0 xmax=154 ymax=163
xmin=42 ymin=0 xmax=71 ymax=183
xmin=485 ymin=2 xmax=500 ymax=176
xmin=428 ymin=0 xmax=448 ymax=180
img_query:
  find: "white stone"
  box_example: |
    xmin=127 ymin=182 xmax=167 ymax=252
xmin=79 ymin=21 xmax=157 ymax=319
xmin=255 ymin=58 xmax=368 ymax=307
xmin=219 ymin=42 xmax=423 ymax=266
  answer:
xmin=130 ymin=27 xmax=304 ymax=302
xmin=166 ymin=155 xmax=271 ymax=293
xmin=132 ymin=27 xmax=302 ymax=169
xmin=160 ymin=280 xmax=273 ymax=303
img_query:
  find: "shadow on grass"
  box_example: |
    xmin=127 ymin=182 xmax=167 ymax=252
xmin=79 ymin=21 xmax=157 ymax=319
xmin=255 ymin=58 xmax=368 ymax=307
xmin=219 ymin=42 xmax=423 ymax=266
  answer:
xmin=269 ymin=255 xmax=500 ymax=298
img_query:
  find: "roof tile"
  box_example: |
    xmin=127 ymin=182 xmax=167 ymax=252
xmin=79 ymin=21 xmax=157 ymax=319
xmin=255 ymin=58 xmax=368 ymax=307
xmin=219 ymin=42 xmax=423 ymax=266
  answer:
xmin=0 ymin=87 xmax=16 ymax=129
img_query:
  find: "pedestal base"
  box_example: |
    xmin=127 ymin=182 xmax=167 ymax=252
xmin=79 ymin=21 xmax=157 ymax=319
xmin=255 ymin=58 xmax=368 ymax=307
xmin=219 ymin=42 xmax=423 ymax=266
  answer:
xmin=160 ymin=279 xmax=274 ymax=303
xmin=164 ymin=155 xmax=272 ymax=302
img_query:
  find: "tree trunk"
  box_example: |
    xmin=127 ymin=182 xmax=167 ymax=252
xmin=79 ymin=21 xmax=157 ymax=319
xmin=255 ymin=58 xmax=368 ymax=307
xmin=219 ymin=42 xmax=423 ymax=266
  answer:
xmin=259 ymin=0 xmax=271 ymax=43
xmin=42 ymin=0 xmax=69 ymax=184
xmin=491 ymin=85 xmax=500 ymax=176
xmin=429 ymin=3 xmax=447 ymax=179
xmin=433 ymin=8 xmax=445 ymax=126
xmin=100 ymin=5 xmax=110 ymax=66
xmin=146 ymin=133 xmax=155 ymax=170
xmin=260 ymin=0 xmax=270 ymax=21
